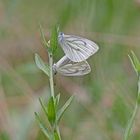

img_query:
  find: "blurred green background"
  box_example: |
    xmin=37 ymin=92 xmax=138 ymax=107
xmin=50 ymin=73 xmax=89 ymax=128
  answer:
xmin=0 ymin=0 xmax=140 ymax=140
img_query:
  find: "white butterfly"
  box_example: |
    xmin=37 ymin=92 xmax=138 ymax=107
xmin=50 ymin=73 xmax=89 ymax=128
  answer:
xmin=58 ymin=32 xmax=99 ymax=62
xmin=53 ymin=55 xmax=91 ymax=76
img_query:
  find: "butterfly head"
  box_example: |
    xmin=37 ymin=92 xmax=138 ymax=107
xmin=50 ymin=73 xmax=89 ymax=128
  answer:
xmin=58 ymin=32 xmax=64 ymax=42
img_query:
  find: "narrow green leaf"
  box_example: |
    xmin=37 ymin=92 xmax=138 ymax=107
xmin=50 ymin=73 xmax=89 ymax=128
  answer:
xmin=47 ymin=97 xmax=56 ymax=125
xmin=55 ymin=94 xmax=60 ymax=108
xmin=39 ymin=24 xmax=49 ymax=48
xmin=57 ymin=96 xmax=74 ymax=123
xmin=34 ymin=112 xmax=50 ymax=139
xmin=35 ymin=53 xmax=50 ymax=77
xmin=50 ymin=26 xmax=58 ymax=54
xmin=131 ymin=51 xmax=140 ymax=67
xmin=54 ymin=130 xmax=60 ymax=140
xmin=57 ymin=26 xmax=60 ymax=33
xmin=39 ymin=24 xmax=52 ymax=53
xmin=39 ymin=98 xmax=48 ymax=117
xmin=129 ymin=51 xmax=140 ymax=75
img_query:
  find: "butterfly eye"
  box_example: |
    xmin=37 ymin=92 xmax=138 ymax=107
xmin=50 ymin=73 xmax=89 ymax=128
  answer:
xmin=58 ymin=32 xmax=64 ymax=42
xmin=59 ymin=32 xmax=64 ymax=36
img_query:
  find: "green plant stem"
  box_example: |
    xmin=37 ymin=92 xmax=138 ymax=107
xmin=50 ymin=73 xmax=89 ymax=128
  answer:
xmin=124 ymin=101 xmax=138 ymax=140
xmin=49 ymin=53 xmax=55 ymax=99
xmin=48 ymin=53 xmax=62 ymax=140
xmin=124 ymin=76 xmax=140 ymax=140
xmin=137 ymin=75 xmax=140 ymax=99
xmin=56 ymin=126 xmax=61 ymax=140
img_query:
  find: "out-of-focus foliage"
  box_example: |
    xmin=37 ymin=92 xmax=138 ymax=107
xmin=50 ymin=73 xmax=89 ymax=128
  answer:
xmin=0 ymin=0 xmax=140 ymax=140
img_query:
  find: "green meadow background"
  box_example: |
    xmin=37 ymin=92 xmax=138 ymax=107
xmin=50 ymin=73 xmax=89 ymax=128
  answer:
xmin=0 ymin=0 xmax=140 ymax=140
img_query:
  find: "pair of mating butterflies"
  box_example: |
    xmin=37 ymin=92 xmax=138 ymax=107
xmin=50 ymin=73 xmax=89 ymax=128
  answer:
xmin=53 ymin=32 xmax=99 ymax=76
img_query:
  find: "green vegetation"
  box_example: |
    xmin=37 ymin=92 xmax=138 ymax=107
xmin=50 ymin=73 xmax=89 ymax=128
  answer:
xmin=0 ymin=0 xmax=140 ymax=140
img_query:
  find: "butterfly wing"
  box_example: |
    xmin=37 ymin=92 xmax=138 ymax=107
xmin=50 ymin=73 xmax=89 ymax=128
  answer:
xmin=58 ymin=33 xmax=99 ymax=62
xmin=53 ymin=56 xmax=91 ymax=76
